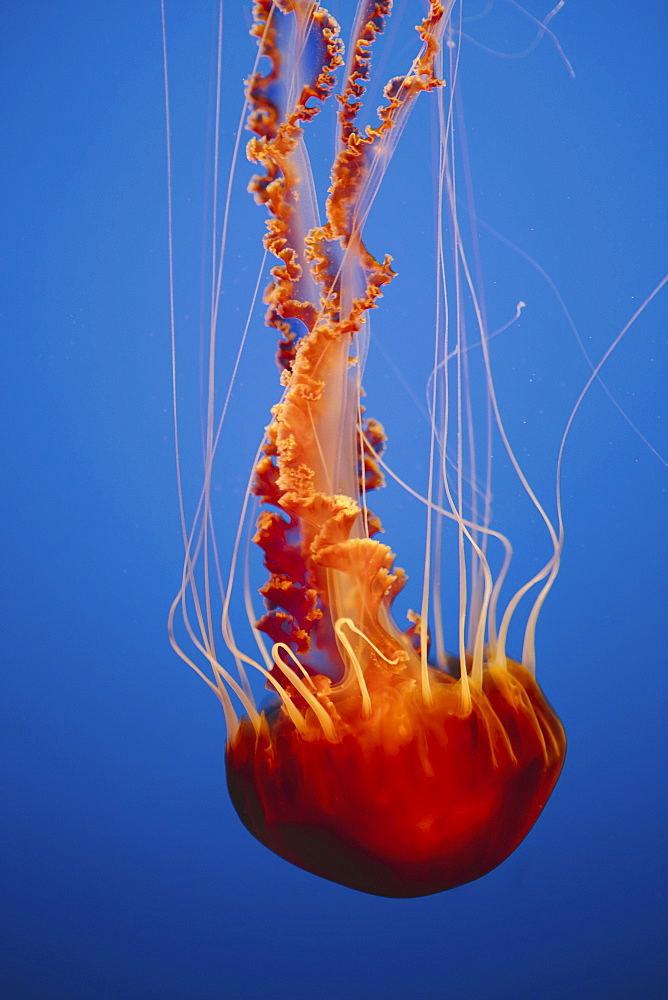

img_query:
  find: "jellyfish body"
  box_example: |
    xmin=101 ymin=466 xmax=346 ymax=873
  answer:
xmin=228 ymin=658 xmax=564 ymax=897
xmin=171 ymin=0 xmax=566 ymax=898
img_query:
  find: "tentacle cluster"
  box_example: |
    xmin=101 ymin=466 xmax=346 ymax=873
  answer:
xmin=246 ymin=1 xmax=447 ymax=681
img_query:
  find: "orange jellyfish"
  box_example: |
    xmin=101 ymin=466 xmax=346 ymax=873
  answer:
xmin=169 ymin=0 xmax=566 ymax=898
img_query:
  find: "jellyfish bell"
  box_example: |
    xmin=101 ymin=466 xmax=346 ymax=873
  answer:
xmin=227 ymin=659 xmax=565 ymax=897
xmin=167 ymin=0 xmax=567 ymax=898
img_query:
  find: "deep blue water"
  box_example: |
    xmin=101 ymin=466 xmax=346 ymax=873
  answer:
xmin=1 ymin=3 xmax=666 ymax=999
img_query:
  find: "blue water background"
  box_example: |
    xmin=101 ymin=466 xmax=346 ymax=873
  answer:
xmin=1 ymin=2 xmax=666 ymax=998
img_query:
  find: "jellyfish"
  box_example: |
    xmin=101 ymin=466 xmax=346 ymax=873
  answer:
xmin=169 ymin=0 xmax=566 ymax=898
